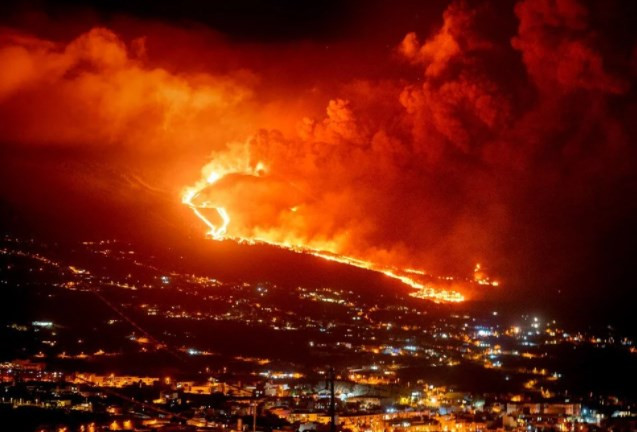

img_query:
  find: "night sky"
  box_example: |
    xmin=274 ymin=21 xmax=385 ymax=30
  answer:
xmin=1 ymin=0 xmax=636 ymax=318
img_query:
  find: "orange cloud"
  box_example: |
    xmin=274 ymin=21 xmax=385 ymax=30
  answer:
xmin=1 ymin=0 xmax=636 ymax=301
xmin=0 ymin=27 xmax=255 ymax=153
xmin=512 ymin=0 xmax=628 ymax=94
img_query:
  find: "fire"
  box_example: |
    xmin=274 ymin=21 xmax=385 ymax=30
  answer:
xmin=182 ymin=153 xmax=470 ymax=303
xmin=182 ymin=144 xmax=260 ymax=239
xmin=473 ymin=263 xmax=499 ymax=287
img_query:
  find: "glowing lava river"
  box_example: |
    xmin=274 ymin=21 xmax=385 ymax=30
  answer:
xmin=182 ymin=157 xmax=496 ymax=303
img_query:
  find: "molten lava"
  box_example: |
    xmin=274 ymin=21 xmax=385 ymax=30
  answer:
xmin=182 ymin=152 xmax=499 ymax=303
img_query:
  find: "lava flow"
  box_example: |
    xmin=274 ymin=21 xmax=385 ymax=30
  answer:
xmin=182 ymin=155 xmax=476 ymax=303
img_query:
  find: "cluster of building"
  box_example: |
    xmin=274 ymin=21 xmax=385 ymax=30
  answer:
xmin=2 ymin=236 xmax=637 ymax=431
xmin=1 ymin=358 xmax=636 ymax=432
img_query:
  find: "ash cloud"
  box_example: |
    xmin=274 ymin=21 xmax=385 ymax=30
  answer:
xmin=1 ymin=0 xmax=636 ymax=300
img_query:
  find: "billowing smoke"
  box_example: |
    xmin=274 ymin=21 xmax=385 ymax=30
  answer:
xmin=188 ymin=0 xmax=636 ymax=295
xmin=1 ymin=0 xmax=636 ymax=300
xmin=0 ymin=26 xmax=256 ymax=155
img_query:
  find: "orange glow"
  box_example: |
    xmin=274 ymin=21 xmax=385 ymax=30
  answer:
xmin=1 ymin=9 xmax=508 ymax=303
xmin=0 ymin=0 xmax=633 ymax=311
xmin=182 ymin=159 xmax=466 ymax=303
xmin=473 ymin=263 xmax=499 ymax=287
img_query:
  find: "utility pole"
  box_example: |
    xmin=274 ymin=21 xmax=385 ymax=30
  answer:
xmin=327 ymin=367 xmax=336 ymax=432
xmin=252 ymin=399 xmax=257 ymax=432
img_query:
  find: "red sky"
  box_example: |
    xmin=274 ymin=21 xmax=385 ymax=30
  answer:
xmin=1 ymin=0 xmax=636 ymax=303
